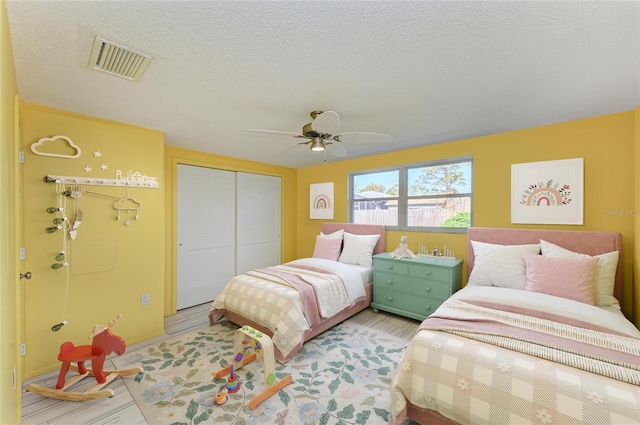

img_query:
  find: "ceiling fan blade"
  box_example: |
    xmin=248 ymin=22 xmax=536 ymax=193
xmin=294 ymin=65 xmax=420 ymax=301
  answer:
xmin=311 ymin=111 xmax=340 ymax=134
xmin=281 ymin=140 xmax=311 ymax=151
xmin=334 ymin=132 xmax=392 ymax=144
xmin=245 ymin=129 xmax=302 ymax=138
xmin=326 ymin=142 xmax=347 ymax=158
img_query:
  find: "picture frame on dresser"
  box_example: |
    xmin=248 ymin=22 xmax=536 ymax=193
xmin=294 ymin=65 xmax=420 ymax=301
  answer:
xmin=371 ymin=252 xmax=463 ymax=320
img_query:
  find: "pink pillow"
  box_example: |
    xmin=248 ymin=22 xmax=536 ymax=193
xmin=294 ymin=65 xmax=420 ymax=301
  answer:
xmin=312 ymin=236 xmax=342 ymax=261
xmin=523 ymin=251 xmax=598 ymax=305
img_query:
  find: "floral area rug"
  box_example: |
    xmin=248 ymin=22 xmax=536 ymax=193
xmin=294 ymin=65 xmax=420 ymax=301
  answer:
xmin=111 ymin=319 xmax=408 ymax=425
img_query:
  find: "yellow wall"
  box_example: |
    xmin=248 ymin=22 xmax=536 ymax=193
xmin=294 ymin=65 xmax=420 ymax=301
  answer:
xmin=635 ymin=104 xmax=640 ymax=326
xmin=21 ymin=103 xmax=165 ymax=377
xmin=0 ymin=0 xmax=21 ymax=421
xmin=163 ymin=145 xmax=297 ymax=315
xmin=297 ymin=111 xmax=637 ymax=320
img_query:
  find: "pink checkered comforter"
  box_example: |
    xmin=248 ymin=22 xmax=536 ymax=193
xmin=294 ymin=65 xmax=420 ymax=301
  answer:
xmin=390 ymin=286 xmax=640 ymax=425
xmin=209 ymin=258 xmax=368 ymax=363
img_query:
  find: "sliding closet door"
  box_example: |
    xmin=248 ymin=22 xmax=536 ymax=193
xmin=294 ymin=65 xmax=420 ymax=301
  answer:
xmin=236 ymin=172 xmax=281 ymax=275
xmin=177 ymin=165 xmax=236 ymax=309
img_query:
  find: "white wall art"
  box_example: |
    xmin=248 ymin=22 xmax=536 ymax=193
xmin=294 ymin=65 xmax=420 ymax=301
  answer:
xmin=511 ymin=158 xmax=584 ymax=225
xmin=31 ymin=135 xmax=81 ymax=159
xmin=310 ymin=182 xmax=334 ymax=219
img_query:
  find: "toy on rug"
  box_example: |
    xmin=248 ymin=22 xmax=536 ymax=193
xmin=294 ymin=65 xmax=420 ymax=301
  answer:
xmin=214 ymin=388 xmax=229 ymax=405
xmin=389 ymin=235 xmax=417 ymax=259
xmin=26 ymin=314 xmax=143 ymax=401
xmin=226 ymin=363 xmax=241 ymax=393
xmin=214 ymin=325 xmax=293 ymax=409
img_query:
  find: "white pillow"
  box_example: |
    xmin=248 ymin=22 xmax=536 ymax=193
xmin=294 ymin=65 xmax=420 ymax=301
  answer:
xmin=540 ymin=239 xmax=620 ymax=308
xmin=468 ymin=241 xmax=541 ymax=289
xmin=319 ymin=229 xmax=344 ymax=239
xmin=338 ymin=232 xmax=380 ymax=267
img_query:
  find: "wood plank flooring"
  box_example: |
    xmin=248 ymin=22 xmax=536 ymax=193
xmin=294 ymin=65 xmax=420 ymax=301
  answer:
xmin=21 ymin=303 xmax=419 ymax=425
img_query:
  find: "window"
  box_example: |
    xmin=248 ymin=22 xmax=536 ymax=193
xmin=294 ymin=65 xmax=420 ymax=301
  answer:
xmin=349 ymin=157 xmax=472 ymax=233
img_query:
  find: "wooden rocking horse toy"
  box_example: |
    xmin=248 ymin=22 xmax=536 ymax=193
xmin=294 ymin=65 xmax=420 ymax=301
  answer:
xmin=26 ymin=314 xmax=142 ymax=401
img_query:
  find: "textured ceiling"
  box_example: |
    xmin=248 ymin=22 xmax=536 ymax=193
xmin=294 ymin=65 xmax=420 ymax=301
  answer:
xmin=6 ymin=1 xmax=640 ymax=169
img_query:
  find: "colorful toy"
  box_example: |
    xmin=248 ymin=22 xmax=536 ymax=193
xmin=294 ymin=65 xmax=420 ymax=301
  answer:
xmin=226 ymin=363 xmax=240 ymax=393
xmin=214 ymin=325 xmax=292 ymax=409
xmin=214 ymin=388 xmax=228 ymax=405
xmin=26 ymin=314 xmax=142 ymax=401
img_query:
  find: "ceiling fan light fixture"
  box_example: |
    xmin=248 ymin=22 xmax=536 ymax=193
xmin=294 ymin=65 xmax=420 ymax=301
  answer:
xmin=310 ymin=138 xmax=325 ymax=151
xmin=245 ymin=110 xmax=391 ymax=161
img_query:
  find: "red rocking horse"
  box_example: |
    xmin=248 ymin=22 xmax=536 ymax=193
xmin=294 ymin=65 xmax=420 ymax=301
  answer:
xmin=26 ymin=314 xmax=142 ymax=401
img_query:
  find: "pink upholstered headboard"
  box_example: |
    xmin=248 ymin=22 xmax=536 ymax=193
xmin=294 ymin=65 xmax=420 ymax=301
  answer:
xmin=466 ymin=227 xmax=623 ymax=303
xmin=321 ymin=223 xmax=386 ymax=255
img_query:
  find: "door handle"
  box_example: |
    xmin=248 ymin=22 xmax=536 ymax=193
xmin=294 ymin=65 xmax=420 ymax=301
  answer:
xmin=20 ymin=271 xmax=32 ymax=280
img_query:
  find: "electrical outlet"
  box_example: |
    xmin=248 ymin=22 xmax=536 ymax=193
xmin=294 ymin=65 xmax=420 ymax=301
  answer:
xmin=20 ymin=344 xmax=26 ymax=356
xmin=141 ymin=293 xmax=150 ymax=305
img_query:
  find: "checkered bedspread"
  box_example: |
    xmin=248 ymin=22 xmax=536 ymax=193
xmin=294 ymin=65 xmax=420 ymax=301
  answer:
xmin=209 ymin=258 xmax=367 ymax=362
xmin=390 ymin=287 xmax=640 ymax=425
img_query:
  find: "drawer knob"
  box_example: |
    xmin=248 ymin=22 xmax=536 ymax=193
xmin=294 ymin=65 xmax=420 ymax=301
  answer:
xmin=388 ymin=296 xmax=393 ymax=301
xmin=425 ymin=287 xmax=431 ymax=292
xmin=424 ymin=270 xmax=431 ymax=275
xmin=387 ymin=280 xmax=393 ymax=285
xmin=387 ymin=265 xmax=394 ymax=270
xmin=425 ymin=305 xmax=431 ymax=311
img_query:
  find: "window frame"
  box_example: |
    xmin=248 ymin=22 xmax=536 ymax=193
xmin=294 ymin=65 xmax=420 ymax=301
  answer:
xmin=348 ymin=156 xmax=473 ymax=234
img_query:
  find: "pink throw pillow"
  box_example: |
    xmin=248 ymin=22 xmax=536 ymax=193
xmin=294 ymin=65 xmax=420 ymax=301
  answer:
xmin=523 ymin=251 xmax=598 ymax=305
xmin=312 ymin=236 xmax=342 ymax=261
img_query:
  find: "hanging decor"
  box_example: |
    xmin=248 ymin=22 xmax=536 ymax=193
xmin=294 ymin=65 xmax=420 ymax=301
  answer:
xmin=46 ymin=179 xmax=73 ymax=331
xmin=31 ymin=135 xmax=82 ymax=159
xmin=114 ymin=189 xmax=142 ymax=226
xmin=511 ymin=158 xmax=584 ymax=225
xmin=43 ymin=169 xmax=159 ymax=188
xmin=310 ymin=182 xmax=334 ymax=219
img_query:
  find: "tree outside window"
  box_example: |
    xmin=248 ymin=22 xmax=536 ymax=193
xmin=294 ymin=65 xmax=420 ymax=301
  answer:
xmin=349 ymin=158 xmax=472 ymax=232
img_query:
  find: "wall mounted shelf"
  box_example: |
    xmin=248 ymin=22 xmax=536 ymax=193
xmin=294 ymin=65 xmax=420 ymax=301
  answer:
xmin=43 ymin=175 xmax=159 ymax=189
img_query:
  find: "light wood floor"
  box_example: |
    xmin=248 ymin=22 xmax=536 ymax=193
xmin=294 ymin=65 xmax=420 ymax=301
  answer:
xmin=21 ymin=304 xmax=419 ymax=425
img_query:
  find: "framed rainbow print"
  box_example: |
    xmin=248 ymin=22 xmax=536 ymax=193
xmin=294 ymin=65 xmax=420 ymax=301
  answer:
xmin=310 ymin=182 xmax=334 ymax=219
xmin=511 ymin=158 xmax=584 ymax=225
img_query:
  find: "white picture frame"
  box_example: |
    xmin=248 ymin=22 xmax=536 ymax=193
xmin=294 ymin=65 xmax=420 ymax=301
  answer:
xmin=511 ymin=158 xmax=584 ymax=225
xmin=310 ymin=182 xmax=334 ymax=219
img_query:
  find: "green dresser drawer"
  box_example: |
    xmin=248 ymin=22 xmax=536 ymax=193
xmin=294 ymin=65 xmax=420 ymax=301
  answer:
xmin=373 ymin=287 xmax=444 ymax=318
xmin=402 ymin=277 xmax=451 ymax=300
xmin=374 ymin=272 xmax=404 ymax=287
xmin=374 ymin=259 xmax=409 ymax=275
xmin=408 ymin=263 xmax=451 ymax=282
xmin=375 ymin=273 xmax=450 ymax=300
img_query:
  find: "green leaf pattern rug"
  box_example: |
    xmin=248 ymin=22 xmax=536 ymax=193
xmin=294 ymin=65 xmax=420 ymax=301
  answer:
xmin=112 ymin=320 xmax=409 ymax=425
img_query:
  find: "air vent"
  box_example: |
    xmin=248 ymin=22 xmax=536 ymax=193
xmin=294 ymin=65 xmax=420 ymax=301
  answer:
xmin=87 ymin=37 xmax=152 ymax=82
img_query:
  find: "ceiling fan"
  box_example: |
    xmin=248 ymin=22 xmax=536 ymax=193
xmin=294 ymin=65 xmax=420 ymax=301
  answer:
xmin=245 ymin=111 xmax=392 ymax=161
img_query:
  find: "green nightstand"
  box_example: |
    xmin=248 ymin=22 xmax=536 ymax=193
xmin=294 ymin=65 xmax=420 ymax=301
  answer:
xmin=371 ymin=253 xmax=463 ymax=321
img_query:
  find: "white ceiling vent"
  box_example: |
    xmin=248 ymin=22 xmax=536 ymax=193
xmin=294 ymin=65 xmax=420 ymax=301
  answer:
xmin=87 ymin=37 xmax=152 ymax=82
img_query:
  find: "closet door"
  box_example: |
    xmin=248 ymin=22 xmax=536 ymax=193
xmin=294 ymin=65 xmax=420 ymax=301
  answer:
xmin=177 ymin=165 xmax=236 ymax=309
xmin=236 ymin=173 xmax=281 ymax=275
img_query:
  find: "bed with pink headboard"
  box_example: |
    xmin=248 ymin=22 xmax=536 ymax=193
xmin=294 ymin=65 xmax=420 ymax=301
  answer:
xmin=208 ymin=222 xmax=385 ymax=363
xmin=390 ymin=227 xmax=640 ymax=425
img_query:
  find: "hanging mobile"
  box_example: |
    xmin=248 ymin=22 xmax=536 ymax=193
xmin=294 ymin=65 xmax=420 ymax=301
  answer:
xmin=50 ymin=180 xmax=71 ymax=331
xmin=113 ymin=187 xmax=142 ymax=227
